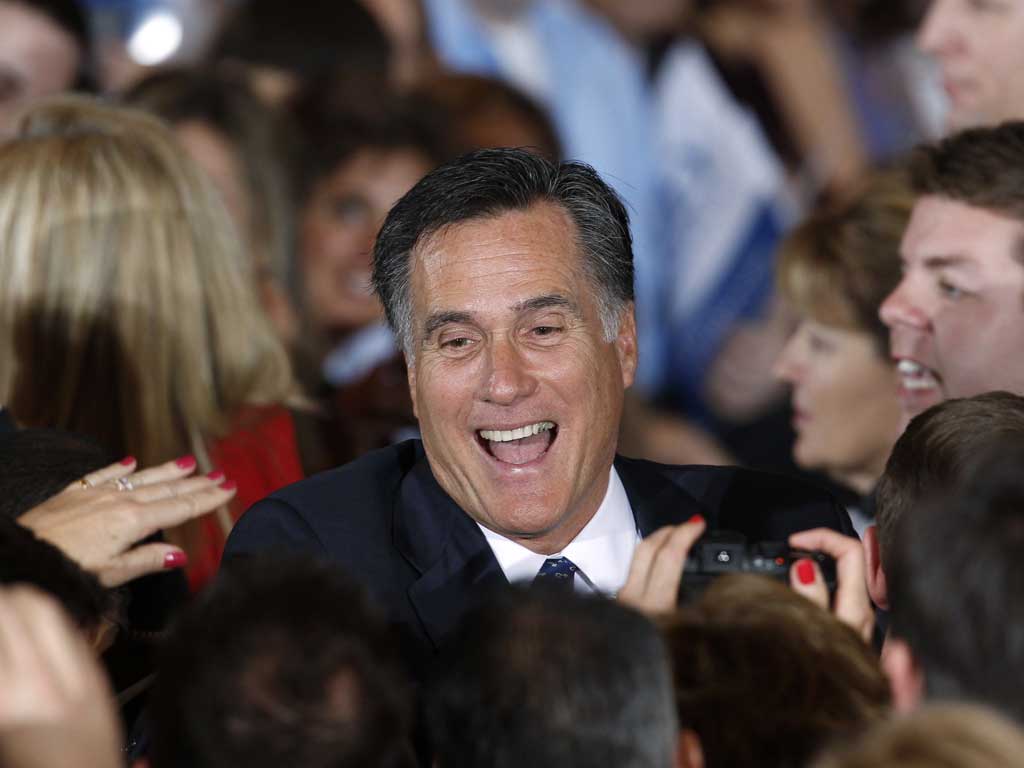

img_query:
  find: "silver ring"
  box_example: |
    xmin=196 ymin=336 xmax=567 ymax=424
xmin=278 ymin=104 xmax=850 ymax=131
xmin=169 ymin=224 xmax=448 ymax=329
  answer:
xmin=114 ymin=477 xmax=134 ymax=492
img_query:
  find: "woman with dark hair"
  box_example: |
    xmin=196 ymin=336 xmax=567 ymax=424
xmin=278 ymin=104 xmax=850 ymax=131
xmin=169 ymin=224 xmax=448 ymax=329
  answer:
xmin=288 ymin=87 xmax=448 ymax=462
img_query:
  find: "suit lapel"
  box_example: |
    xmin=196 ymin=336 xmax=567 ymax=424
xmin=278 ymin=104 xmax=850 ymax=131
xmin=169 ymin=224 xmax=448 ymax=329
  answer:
xmin=615 ymin=455 xmax=709 ymax=536
xmin=393 ymin=450 xmax=507 ymax=651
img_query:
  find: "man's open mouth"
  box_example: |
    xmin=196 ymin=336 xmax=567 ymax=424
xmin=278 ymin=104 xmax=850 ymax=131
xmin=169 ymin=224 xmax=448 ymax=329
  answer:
xmin=476 ymin=421 xmax=557 ymax=466
xmin=896 ymin=359 xmax=942 ymax=392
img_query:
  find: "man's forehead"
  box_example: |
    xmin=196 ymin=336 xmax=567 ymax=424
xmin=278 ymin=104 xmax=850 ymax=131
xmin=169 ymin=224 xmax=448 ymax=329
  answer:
xmin=411 ymin=204 xmax=585 ymax=286
xmin=902 ymin=195 xmax=1024 ymax=269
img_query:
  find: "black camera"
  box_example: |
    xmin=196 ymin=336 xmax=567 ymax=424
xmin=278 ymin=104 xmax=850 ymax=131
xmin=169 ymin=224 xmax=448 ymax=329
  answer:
xmin=679 ymin=530 xmax=836 ymax=603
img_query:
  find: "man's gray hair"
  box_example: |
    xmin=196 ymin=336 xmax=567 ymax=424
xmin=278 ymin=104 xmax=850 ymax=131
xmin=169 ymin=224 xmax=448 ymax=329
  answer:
xmin=372 ymin=148 xmax=635 ymax=357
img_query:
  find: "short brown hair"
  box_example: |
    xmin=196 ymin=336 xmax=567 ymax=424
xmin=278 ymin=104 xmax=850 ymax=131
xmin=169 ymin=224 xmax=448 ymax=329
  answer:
xmin=661 ymin=575 xmax=889 ymax=768
xmin=814 ymin=704 xmax=1024 ymax=768
xmin=908 ymin=121 xmax=1024 ymax=225
xmin=874 ymin=391 xmax=1024 ymax=566
xmin=777 ymin=168 xmax=911 ymax=353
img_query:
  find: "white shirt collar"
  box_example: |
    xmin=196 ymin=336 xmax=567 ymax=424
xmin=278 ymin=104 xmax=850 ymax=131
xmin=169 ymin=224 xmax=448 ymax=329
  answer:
xmin=477 ymin=466 xmax=640 ymax=596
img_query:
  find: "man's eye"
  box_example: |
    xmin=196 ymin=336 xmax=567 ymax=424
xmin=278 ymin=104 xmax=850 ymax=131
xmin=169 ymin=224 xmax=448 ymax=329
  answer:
xmin=938 ymin=278 xmax=964 ymax=299
xmin=440 ymin=336 xmax=473 ymax=350
xmin=531 ymin=325 xmax=563 ymax=338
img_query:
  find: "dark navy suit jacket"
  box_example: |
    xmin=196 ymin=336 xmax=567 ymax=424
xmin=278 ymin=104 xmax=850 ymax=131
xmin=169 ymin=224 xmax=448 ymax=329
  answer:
xmin=225 ymin=440 xmax=853 ymax=669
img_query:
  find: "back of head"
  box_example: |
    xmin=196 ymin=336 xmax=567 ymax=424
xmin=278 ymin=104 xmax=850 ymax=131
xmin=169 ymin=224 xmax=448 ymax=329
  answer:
xmin=429 ymin=588 xmax=678 ymax=768
xmin=814 ymin=703 xmax=1024 ymax=768
xmin=151 ymin=557 xmax=413 ymax=768
xmin=875 ymin=391 xmax=1024 ymax=568
xmin=887 ymin=433 xmax=1024 ymax=719
xmin=662 ymin=575 xmax=889 ymax=768
xmin=908 ymin=121 xmax=1024 ymax=230
xmin=0 ymin=95 xmax=294 ymax=465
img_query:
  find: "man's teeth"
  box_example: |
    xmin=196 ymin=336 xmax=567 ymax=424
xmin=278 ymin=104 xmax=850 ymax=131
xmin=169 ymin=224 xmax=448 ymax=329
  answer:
xmin=897 ymin=359 xmax=940 ymax=390
xmin=479 ymin=422 xmax=555 ymax=442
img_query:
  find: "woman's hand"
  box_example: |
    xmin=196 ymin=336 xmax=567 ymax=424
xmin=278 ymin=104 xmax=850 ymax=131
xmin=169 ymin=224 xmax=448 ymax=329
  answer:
xmin=789 ymin=528 xmax=874 ymax=643
xmin=19 ymin=457 xmax=236 ymax=586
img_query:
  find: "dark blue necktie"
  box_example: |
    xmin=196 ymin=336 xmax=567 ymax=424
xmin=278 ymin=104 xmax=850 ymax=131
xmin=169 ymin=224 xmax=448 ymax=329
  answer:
xmin=533 ymin=556 xmax=578 ymax=593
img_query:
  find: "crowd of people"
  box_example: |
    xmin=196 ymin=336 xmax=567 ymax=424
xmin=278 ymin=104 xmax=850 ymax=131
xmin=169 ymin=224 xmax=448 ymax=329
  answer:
xmin=4 ymin=0 xmax=1024 ymax=766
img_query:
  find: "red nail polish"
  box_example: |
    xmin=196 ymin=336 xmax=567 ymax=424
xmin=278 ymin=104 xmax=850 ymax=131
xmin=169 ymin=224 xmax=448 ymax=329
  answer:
xmin=219 ymin=480 xmax=237 ymax=491
xmin=120 ymin=456 xmax=136 ymax=466
xmin=206 ymin=470 xmax=225 ymax=481
xmin=175 ymin=455 xmax=196 ymax=470
xmin=164 ymin=551 xmax=188 ymax=569
xmin=688 ymin=514 xmax=705 ymax=525
xmin=796 ymin=558 xmax=816 ymax=585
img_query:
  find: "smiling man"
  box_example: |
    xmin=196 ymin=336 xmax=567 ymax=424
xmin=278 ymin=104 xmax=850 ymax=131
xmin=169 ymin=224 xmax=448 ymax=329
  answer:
xmin=881 ymin=122 xmax=1024 ymax=419
xmin=226 ymin=149 xmax=853 ymax=669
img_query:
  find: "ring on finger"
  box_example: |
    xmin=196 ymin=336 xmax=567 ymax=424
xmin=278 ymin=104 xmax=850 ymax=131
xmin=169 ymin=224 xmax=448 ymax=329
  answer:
xmin=114 ymin=477 xmax=134 ymax=493
xmin=78 ymin=477 xmax=91 ymax=490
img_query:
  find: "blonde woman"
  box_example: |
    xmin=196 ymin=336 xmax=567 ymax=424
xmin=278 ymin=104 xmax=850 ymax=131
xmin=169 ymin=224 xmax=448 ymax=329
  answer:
xmin=0 ymin=96 xmax=302 ymax=589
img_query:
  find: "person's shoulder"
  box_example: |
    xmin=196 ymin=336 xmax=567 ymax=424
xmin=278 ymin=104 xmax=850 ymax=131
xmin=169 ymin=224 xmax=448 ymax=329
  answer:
xmin=267 ymin=439 xmax=421 ymax=514
xmin=226 ymin=441 xmax=424 ymax=558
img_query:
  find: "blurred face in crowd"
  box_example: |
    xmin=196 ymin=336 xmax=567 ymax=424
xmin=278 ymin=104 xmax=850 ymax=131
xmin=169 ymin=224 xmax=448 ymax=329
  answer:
xmin=0 ymin=1 xmax=80 ymax=137
xmin=917 ymin=0 xmax=1024 ymax=129
xmin=880 ymin=195 xmax=1024 ymax=418
xmin=407 ymin=203 xmax=638 ymax=554
xmin=301 ymin=147 xmax=432 ymax=334
xmin=774 ymin=319 xmax=902 ymax=493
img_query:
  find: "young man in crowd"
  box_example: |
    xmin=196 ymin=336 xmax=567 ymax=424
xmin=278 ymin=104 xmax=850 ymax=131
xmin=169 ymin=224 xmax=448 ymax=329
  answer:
xmin=881 ymin=122 xmax=1024 ymax=420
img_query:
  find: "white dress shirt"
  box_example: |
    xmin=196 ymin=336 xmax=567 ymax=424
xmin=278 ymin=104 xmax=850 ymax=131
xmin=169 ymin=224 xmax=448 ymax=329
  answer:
xmin=477 ymin=467 xmax=640 ymax=596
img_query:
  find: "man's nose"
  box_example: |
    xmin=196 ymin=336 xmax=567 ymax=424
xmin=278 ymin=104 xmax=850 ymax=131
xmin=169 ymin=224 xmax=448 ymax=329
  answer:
xmin=479 ymin=337 xmax=538 ymax=405
xmin=917 ymin=0 xmax=957 ymax=56
xmin=879 ymin=280 xmax=929 ymax=331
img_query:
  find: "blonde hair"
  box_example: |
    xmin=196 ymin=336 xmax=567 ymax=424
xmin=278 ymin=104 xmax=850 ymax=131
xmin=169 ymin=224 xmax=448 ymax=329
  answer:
xmin=777 ymin=167 xmax=912 ymax=353
xmin=0 ymin=96 xmax=296 ymax=468
xmin=814 ymin=704 xmax=1024 ymax=768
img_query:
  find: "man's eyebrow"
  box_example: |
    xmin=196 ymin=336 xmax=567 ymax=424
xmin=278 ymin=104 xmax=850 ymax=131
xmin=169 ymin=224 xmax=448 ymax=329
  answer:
xmin=512 ymin=294 xmax=581 ymax=316
xmin=922 ymin=254 xmax=976 ymax=271
xmin=423 ymin=310 xmax=473 ymax=338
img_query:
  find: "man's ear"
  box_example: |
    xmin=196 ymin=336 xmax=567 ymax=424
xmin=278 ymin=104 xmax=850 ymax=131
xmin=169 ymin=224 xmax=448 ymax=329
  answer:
xmin=676 ymin=729 xmax=704 ymax=768
xmin=863 ymin=525 xmax=889 ymax=610
xmin=615 ymin=303 xmax=638 ymax=389
xmin=881 ymin=637 xmax=925 ymax=714
xmin=406 ymin=355 xmax=419 ymax=420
